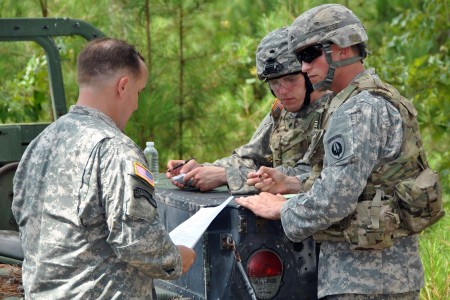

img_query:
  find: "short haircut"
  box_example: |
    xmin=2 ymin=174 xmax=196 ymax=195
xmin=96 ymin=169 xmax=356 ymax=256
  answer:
xmin=351 ymin=42 xmax=367 ymax=59
xmin=77 ymin=38 xmax=145 ymax=85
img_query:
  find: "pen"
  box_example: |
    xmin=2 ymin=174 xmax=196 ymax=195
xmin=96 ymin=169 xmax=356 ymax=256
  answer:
xmin=255 ymin=169 xmax=263 ymax=180
xmin=167 ymin=158 xmax=194 ymax=172
xmin=258 ymin=173 xmax=263 ymax=180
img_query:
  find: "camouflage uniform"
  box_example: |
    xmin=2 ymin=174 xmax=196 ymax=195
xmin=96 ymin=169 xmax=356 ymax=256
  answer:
xmin=322 ymin=291 xmax=420 ymax=300
xmin=12 ymin=105 xmax=182 ymax=299
xmin=282 ymin=4 xmax=428 ymax=298
xmin=280 ymin=70 xmax=423 ymax=298
xmin=205 ymin=92 xmax=332 ymax=195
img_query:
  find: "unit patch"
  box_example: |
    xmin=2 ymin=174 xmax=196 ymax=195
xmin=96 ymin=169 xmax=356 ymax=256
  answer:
xmin=324 ymin=114 xmax=354 ymax=165
xmin=328 ymin=134 xmax=345 ymax=160
xmin=133 ymin=162 xmax=154 ymax=187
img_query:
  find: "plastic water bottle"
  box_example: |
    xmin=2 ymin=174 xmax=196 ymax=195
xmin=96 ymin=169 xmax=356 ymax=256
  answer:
xmin=144 ymin=141 xmax=159 ymax=184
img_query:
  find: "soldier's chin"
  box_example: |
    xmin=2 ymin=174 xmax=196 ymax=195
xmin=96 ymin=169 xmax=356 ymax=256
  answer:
xmin=312 ymin=80 xmax=327 ymax=91
xmin=283 ymin=102 xmax=303 ymax=113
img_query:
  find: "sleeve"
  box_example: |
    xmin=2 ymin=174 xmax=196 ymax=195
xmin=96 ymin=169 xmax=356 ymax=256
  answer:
xmin=99 ymin=140 xmax=182 ymax=279
xmin=207 ymin=113 xmax=276 ymax=195
xmin=275 ymin=164 xmax=312 ymax=177
xmin=280 ymin=93 xmax=403 ymax=242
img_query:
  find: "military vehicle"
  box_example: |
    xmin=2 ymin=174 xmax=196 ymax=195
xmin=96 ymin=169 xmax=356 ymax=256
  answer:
xmin=0 ymin=18 xmax=318 ymax=299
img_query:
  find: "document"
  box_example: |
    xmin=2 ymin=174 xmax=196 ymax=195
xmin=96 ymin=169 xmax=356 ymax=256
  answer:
xmin=283 ymin=194 xmax=298 ymax=199
xmin=169 ymin=196 xmax=234 ymax=248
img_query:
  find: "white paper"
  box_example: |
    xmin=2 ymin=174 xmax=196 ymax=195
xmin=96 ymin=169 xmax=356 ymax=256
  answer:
xmin=169 ymin=196 xmax=234 ymax=248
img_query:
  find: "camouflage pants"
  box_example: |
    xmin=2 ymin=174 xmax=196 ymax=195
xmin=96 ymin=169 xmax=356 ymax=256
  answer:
xmin=321 ymin=290 xmax=420 ymax=300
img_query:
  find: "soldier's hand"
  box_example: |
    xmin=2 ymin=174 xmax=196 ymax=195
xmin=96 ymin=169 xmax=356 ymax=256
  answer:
xmin=235 ymin=192 xmax=285 ymax=220
xmin=183 ymin=166 xmax=227 ymax=192
xmin=248 ymin=166 xmax=302 ymax=194
xmin=247 ymin=169 xmax=270 ymax=187
xmin=166 ymin=160 xmax=185 ymax=178
xmin=176 ymin=245 xmax=196 ymax=274
xmin=246 ymin=166 xmax=285 ymax=194
xmin=166 ymin=159 xmax=201 ymax=188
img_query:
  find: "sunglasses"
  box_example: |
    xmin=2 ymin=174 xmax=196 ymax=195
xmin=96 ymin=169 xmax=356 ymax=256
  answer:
xmin=295 ymin=44 xmax=323 ymax=64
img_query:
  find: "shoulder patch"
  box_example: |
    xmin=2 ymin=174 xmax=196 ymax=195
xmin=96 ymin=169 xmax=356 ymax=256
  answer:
xmin=328 ymin=134 xmax=345 ymax=160
xmin=324 ymin=115 xmax=354 ymax=165
xmin=271 ymin=98 xmax=284 ymax=119
xmin=133 ymin=161 xmax=154 ymax=187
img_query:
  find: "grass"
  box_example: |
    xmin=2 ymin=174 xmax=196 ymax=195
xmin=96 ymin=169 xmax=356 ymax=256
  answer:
xmin=419 ymin=194 xmax=450 ymax=300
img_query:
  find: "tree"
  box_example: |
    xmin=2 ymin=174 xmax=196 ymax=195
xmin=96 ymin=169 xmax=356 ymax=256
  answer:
xmin=367 ymin=0 xmax=450 ymax=194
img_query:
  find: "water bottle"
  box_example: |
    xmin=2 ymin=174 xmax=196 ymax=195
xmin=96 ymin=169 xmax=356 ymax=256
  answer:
xmin=144 ymin=141 xmax=159 ymax=184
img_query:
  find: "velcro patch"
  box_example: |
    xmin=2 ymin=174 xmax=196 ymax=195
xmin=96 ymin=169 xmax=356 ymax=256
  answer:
xmin=271 ymin=98 xmax=284 ymax=119
xmin=133 ymin=187 xmax=157 ymax=208
xmin=328 ymin=134 xmax=345 ymax=160
xmin=133 ymin=162 xmax=154 ymax=187
xmin=324 ymin=115 xmax=354 ymax=165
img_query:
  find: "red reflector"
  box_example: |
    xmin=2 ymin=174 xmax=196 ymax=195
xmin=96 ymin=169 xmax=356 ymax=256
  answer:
xmin=247 ymin=250 xmax=282 ymax=277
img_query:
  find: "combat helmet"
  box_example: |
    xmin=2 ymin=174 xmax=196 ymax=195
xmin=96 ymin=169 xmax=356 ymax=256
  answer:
xmin=288 ymin=4 xmax=368 ymax=91
xmin=256 ymin=26 xmax=313 ymax=105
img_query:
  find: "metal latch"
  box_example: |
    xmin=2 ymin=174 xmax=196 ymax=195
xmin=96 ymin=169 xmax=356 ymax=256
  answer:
xmin=220 ymin=234 xmax=257 ymax=300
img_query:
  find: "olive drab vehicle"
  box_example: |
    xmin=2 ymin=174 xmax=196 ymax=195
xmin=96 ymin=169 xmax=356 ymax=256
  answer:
xmin=0 ymin=17 xmax=105 ymax=252
xmin=0 ymin=18 xmax=319 ymax=299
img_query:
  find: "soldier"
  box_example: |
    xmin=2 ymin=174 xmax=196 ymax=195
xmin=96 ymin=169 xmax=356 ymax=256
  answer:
xmin=237 ymin=4 xmax=442 ymax=299
xmin=166 ymin=26 xmax=332 ymax=194
xmin=12 ymin=38 xmax=195 ymax=299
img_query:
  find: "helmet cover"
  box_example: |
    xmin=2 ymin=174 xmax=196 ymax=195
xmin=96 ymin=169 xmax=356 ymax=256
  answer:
xmin=256 ymin=26 xmax=302 ymax=80
xmin=288 ymin=4 xmax=368 ymax=53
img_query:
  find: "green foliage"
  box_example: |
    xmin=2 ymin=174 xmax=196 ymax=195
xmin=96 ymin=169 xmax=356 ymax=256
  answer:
xmin=0 ymin=43 xmax=52 ymax=123
xmin=124 ymin=0 xmax=291 ymax=165
xmin=367 ymin=0 xmax=450 ymax=197
xmin=419 ymin=196 xmax=450 ymax=300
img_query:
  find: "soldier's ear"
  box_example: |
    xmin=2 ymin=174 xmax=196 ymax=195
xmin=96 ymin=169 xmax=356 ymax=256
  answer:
xmin=338 ymin=46 xmax=352 ymax=58
xmin=117 ymin=76 xmax=129 ymax=96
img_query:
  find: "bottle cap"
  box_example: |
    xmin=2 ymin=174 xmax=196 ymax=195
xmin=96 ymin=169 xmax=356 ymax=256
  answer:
xmin=146 ymin=141 xmax=154 ymax=147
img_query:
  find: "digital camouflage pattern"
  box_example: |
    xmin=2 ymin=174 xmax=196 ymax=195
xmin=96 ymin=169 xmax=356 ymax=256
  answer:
xmin=323 ymin=290 xmax=420 ymax=300
xmin=256 ymin=26 xmax=302 ymax=80
xmin=280 ymin=69 xmax=424 ymax=297
xmin=12 ymin=105 xmax=182 ymax=299
xmin=207 ymin=94 xmax=332 ymax=195
xmin=292 ymin=69 xmax=443 ymax=249
xmin=288 ymin=3 xmax=368 ymax=52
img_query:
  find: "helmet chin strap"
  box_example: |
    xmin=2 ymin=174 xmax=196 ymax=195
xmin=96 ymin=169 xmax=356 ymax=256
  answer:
xmin=302 ymin=72 xmax=313 ymax=106
xmin=313 ymin=42 xmax=365 ymax=91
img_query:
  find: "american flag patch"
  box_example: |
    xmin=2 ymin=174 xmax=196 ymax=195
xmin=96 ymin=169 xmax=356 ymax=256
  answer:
xmin=133 ymin=162 xmax=154 ymax=187
xmin=271 ymin=98 xmax=284 ymax=119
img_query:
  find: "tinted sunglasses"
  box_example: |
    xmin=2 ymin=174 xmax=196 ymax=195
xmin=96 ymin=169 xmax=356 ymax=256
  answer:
xmin=295 ymin=44 xmax=323 ymax=63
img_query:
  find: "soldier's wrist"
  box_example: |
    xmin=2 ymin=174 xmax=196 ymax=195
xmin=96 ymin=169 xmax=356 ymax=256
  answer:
xmin=285 ymin=176 xmax=302 ymax=194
